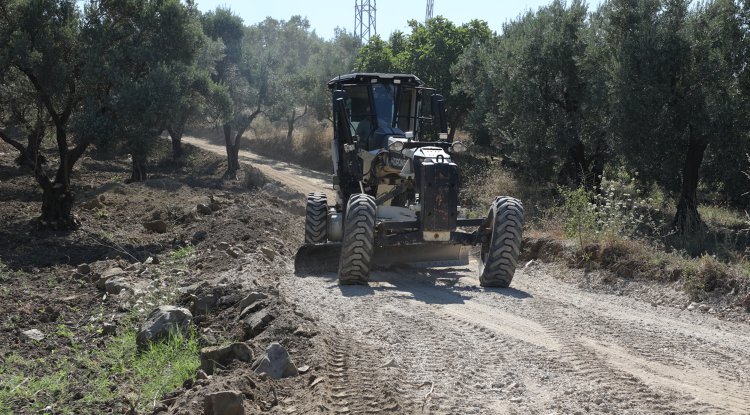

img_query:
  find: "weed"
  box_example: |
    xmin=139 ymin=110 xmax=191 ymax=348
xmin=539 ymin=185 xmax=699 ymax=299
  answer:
xmin=556 ymin=172 xmax=660 ymax=250
xmin=55 ymin=324 xmax=74 ymax=339
xmin=0 ymin=354 xmax=71 ymax=414
xmin=698 ymin=204 xmax=748 ymax=229
xmin=93 ymin=207 xmax=109 ymax=219
xmin=170 ymin=245 xmax=195 ymax=261
xmin=558 ymin=186 xmax=597 ymax=249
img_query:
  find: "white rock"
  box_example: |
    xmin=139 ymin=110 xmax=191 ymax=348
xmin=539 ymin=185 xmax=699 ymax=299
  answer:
xmin=22 ymin=329 xmax=45 ymax=341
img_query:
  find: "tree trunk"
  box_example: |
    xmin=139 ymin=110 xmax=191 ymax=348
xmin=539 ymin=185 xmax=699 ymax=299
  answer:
xmin=167 ymin=127 xmax=184 ymax=162
xmin=672 ymin=134 xmax=708 ymax=234
xmin=286 ymin=108 xmax=296 ymax=143
xmin=224 ymin=123 xmax=240 ymax=179
xmin=448 ymin=124 xmax=457 ymax=141
xmin=557 ymin=141 xmax=589 ymax=189
xmin=130 ymin=154 xmax=148 ymax=182
xmin=1 ymin=129 xmax=44 ymax=169
xmin=40 ymin=182 xmax=75 ymax=229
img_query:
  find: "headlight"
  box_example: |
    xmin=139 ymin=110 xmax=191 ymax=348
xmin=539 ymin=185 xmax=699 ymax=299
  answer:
xmin=388 ymin=141 xmax=404 ymax=152
xmin=451 ymin=141 xmax=467 ymax=153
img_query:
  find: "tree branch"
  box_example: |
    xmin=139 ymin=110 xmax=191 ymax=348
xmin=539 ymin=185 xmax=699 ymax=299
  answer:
xmin=0 ymin=130 xmax=27 ymax=155
xmin=16 ymin=66 xmax=61 ymax=127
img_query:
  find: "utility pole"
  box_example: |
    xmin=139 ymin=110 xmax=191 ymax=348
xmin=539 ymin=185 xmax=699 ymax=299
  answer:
xmin=354 ymin=0 xmax=376 ymax=43
xmin=425 ymin=0 xmax=434 ymax=21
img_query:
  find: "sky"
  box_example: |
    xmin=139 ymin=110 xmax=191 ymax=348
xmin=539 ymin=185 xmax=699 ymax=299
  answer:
xmin=194 ymin=0 xmax=595 ymax=40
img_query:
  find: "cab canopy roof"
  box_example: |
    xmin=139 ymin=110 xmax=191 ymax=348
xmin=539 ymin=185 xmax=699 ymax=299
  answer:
xmin=327 ymin=73 xmax=424 ymax=89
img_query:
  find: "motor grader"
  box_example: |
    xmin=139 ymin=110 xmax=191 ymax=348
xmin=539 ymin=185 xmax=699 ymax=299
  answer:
xmin=295 ymin=73 xmax=523 ymax=286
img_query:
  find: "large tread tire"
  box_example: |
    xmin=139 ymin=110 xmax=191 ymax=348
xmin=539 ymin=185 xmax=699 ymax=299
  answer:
xmin=305 ymin=192 xmax=328 ymax=244
xmin=338 ymin=194 xmax=376 ymax=285
xmin=479 ymin=196 xmax=524 ymax=288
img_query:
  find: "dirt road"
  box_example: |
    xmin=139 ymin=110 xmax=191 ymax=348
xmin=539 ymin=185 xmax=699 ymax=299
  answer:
xmin=187 ymin=136 xmax=750 ymax=414
xmin=182 ymin=135 xmax=336 ymax=201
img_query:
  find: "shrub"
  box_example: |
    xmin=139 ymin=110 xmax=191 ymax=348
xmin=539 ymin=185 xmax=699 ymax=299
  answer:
xmin=556 ymin=170 xmax=660 ymax=248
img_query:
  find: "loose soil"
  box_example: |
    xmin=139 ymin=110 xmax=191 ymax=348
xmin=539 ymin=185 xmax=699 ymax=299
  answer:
xmin=1 ymin=136 xmax=749 ymax=415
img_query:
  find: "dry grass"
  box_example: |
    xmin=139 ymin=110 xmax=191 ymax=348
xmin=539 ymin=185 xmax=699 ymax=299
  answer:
xmin=459 ymin=157 xmax=555 ymax=228
xmin=246 ymin=117 xmax=332 ymax=173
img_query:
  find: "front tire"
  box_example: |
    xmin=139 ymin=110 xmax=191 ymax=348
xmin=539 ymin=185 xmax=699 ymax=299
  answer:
xmin=479 ymin=197 xmax=524 ymax=287
xmin=338 ymin=194 xmax=376 ymax=285
xmin=305 ymin=192 xmax=328 ymax=244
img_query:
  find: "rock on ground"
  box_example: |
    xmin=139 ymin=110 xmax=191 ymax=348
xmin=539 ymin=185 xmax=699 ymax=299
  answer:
xmin=242 ymin=309 xmax=274 ymax=339
xmin=136 ymin=306 xmax=192 ymax=349
xmin=96 ymin=267 xmax=126 ymax=290
xmin=238 ymin=292 xmax=268 ymax=310
xmin=22 ymin=329 xmax=45 ymax=341
xmin=204 ymin=390 xmax=244 ymax=415
xmin=252 ymin=342 xmax=298 ymax=379
xmin=200 ymin=343 xmax=254 ymax=375
xmin=143 ymin=220 xmax=168 ymax=233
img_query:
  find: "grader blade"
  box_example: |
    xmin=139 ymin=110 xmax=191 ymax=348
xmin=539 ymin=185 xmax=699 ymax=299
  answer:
xmin=294 ymin=243 xmax=341 ymax=274
xmin=294 ymin=243 xmax=469 ymax=275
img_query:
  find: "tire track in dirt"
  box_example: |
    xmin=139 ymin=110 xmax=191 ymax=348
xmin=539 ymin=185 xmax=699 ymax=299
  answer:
xmin=316 ymin=332 xmax=411 ymax=414
xmin=510 ymin=266 xmax=750 ymax=414
xmin=284 ymin=273 xmax=521 ymax=414
xmin=377 ymin=268 xmax=687 ymax=413
xmin=284 ymin=263 xmax=750 ymax=414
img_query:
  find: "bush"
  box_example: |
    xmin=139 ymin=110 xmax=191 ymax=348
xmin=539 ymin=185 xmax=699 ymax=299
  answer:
xmin=556 ymin=172 xmax=659 ymax=249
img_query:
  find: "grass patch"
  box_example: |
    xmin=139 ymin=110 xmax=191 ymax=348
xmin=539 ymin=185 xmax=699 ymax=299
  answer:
xmin=0 ymin=328 xmax=200 ymax=414
xmin=699 ymin=205 xmax=748 ymax=229
xmin=0 ymin=353 xmax=71 ymax=414
xmin=170 ymin=245 xmax=195 ymax=261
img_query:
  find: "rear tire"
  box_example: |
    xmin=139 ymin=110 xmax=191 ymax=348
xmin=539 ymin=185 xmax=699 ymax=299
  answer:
xmin=479 ymin=197 xmax=524 ymax=287
xmin=305 ymin=192 xmax=328 ymax=244
xmin=338 ymin=194 xmax=376 ymax=285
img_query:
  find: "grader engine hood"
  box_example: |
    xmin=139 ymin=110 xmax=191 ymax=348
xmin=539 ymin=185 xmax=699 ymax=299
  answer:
xmin=410 ymin=147 xmax=459 ymax=239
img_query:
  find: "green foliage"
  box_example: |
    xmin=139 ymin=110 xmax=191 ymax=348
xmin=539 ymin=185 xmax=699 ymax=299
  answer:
xmin=558 ymin=172 xmax=657 ymax=248
xmin=0 ymin=329 xmax=200 ymax=414
xmin=354 ymin=17 xmax=492 ymax=138
xmin=354 ymin=35 xmax=397 ymax=73
xmin=170 ymin=245 xmax=195 ymax=261
xmin=454 ymin=0 xmax=750 ymax=231
xmin=456 ymin=0 xmax=598 ymax=180
xmin=558 ymin=186 xmax=597 ymax=248
xmin=75 ymin=0 xmax=208 ymax=163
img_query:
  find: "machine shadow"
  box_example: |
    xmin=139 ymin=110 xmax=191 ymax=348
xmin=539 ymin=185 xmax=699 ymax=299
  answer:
xmin=374 ymin=265 xmax=533 ymax=304
xmin=292 ymin=262 xmax=532 ymax=302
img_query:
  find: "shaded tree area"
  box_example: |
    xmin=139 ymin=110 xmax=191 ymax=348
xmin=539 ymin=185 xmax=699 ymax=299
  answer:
xmin=202 ymin=11 xmax=346 ymax=178
xmin=3 ymin=0 xmax=747 ymax=236
xmin=1 ymin=0 xmax=93 ymax=228
xmin=452 ymin=0 xmax=750 ymax=234
xmin=76 ymin=0 xmax=209 ymax=182
xmin=0 ymin=0 xmax=359 ymax=227
xmin=455 ymin=0 xmax=606 ymax=191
